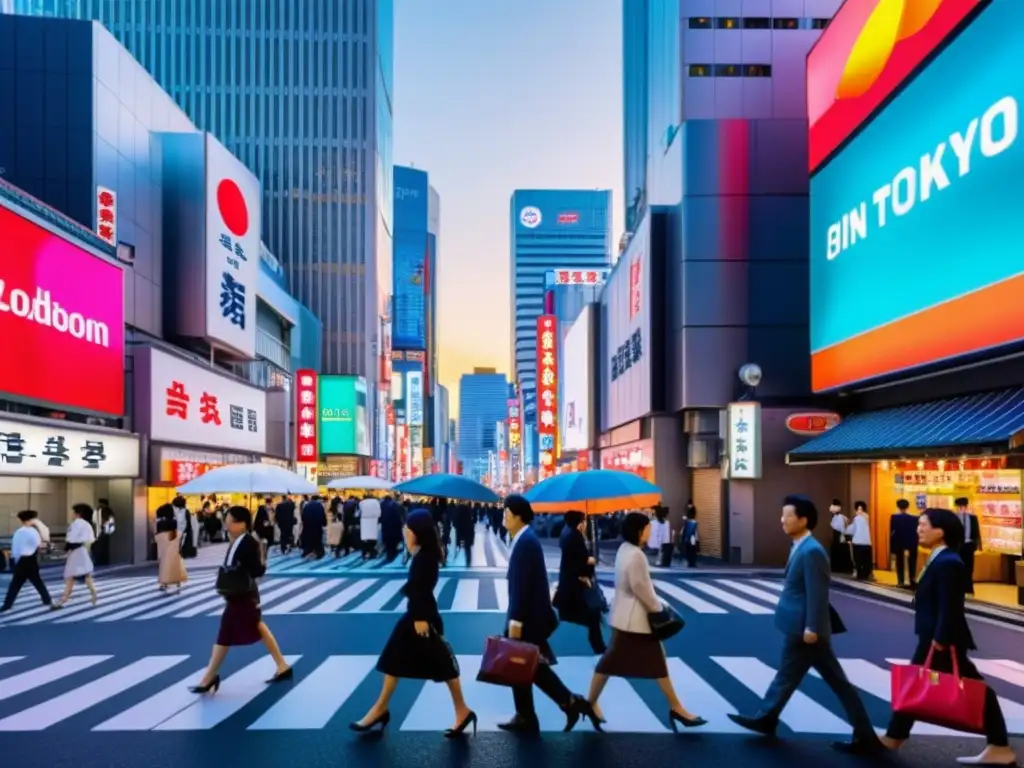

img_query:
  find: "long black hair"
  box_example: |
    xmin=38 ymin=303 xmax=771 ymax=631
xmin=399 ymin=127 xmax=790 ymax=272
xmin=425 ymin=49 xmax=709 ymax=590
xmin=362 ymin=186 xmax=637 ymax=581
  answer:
xmin=406 ymin=509 xmax=443 ymax=560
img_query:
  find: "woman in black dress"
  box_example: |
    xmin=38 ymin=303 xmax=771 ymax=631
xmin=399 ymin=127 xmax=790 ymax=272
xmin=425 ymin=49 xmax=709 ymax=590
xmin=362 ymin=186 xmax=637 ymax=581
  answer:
xmin=188 ymin=506 xmax=293 ymax=694
xmin=350 ymin=509 xmax=476 ymax=737
xmin=553 ymin=510 xmax=606 ymax=654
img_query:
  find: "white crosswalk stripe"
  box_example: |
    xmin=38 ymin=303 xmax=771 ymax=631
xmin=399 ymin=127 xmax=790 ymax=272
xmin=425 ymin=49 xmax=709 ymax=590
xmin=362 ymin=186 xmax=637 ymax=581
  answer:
xmin=0 ymin=652 xmax=1022 ymax=734
xmin=0 ymin=575 xmax=789 ymax=625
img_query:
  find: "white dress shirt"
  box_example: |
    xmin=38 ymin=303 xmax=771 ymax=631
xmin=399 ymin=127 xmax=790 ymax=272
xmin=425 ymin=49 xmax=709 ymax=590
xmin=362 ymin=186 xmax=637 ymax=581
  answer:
xmin=648 ymin=519 xmax=670 ymax=549
xmin=10 ymin=526 xmax=42 ymax=563
xmin=830 ymin=514 xmax=847 ymax=534
xmin=846 ymin=514 xmax=871 ymax=545
xmin=66 ymin=518 xmax=95 ymax=546
xmin=959 ymin=512 xmax=974 ymax=543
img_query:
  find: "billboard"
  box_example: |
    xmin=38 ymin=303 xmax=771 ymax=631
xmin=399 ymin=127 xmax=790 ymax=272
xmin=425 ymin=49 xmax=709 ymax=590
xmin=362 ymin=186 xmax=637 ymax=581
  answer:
xmin=602 ymin=210 xmax=651 ymax=430
xmin=205 ymin=134 xmax=260 ymax=357
xmin=0 ymin=418 xmax=138 ymax=478
xmin=536 ymin=315 xmax=558 ymax=477
xmin=393 ymin=166 xmax=429 ymax=349
xmin=552 ymin=268 xmax=610 ymax=286
xmin=295 ymin=370 xmax=317 ymax=462
xmin=0 ymin=204 xmax=125 ymax=416
xmin=507 ymin=398 xmax=521 ymax=449
xmin=810 ymin=0 xmax=1022 ymax=391
xmin=807 ymin=0 xmax=985 ymax=172
xmin=407 ymin=370 xmax=424 ymax=427
xmin=318 ymin=376 xmax=370 ymax=456
xmin=562 ymin=305 xmax=593 ymax=452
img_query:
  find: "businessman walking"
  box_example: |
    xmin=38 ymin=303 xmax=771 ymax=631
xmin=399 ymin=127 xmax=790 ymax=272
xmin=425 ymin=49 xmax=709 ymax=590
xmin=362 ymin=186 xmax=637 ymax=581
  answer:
xmin=728 ymin=495 xmax=881 ymax=755
xmin=890 ymin=499 xmax=920 ymax=587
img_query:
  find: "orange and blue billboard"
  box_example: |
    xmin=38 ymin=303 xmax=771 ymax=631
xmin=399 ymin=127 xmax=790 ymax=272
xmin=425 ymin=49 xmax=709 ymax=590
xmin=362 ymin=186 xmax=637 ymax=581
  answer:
xmin=809 ymin=0 xmax=1021 ymax=392
xmin=807 ymin=0 xmax=986 ymax=173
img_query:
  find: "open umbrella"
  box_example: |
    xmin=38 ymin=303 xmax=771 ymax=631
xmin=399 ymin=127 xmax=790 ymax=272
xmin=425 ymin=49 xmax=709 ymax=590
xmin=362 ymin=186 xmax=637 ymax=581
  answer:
xmin=524 ymin=469 xmax=661 ymax=514
xmin=393 ymin=474 xmax=500 ymax=503
xmin=176 ymin=464 xmax=318 ymax=495
xmin=326 ymin=475 xmax=394 ymax=491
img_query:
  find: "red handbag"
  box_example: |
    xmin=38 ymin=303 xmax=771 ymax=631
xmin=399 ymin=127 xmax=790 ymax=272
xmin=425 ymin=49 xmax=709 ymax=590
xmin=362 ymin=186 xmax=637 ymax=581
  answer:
xmin=891 ymin=647 xmax=988 ymax=734
xmin=476 ymin=635 xmax=539 ymax=687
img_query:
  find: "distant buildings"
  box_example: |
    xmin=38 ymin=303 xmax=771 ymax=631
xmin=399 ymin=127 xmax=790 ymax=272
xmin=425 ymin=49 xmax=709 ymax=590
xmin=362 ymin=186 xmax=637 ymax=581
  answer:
xmin=457 ymin=368 xmax=510 ymax=482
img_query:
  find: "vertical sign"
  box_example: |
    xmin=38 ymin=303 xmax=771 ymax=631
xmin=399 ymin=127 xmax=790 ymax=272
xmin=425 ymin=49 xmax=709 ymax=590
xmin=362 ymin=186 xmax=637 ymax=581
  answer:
xmin=629 ymin=255 xmax=643 ymax=319
xmin=507 ymin=398 xmax=521 ymax=449
xmin=407 ymin=371 xmax=424 ymax=426
xmin=726 ymin=402 xmax=762 ymax=479
xmin=295 ymin=370 xmax=317 ymax=463
xmin=96 ymin=187 xmax=117 ymax=246
xmin=536 ymin=315 xmax=558 ymax=480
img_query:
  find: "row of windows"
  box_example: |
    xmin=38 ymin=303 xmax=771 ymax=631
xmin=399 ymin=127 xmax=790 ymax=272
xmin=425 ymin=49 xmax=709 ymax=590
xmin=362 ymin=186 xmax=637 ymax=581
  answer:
xmin=688 ymin=64 xmax=772 ymax=78
xmin=688 ymin=16 xmax=830 ymax=30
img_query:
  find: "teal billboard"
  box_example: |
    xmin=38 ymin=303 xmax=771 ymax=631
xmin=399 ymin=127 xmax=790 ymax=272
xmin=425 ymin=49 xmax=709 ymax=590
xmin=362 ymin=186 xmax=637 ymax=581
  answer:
xmin=318 ymin=376 xmax=370 ymax=456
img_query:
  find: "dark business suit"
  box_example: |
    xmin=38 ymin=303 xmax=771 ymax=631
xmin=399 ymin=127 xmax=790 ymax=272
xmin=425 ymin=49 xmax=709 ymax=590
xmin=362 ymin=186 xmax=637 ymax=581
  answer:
xmin=886 ymin=547 xmax=1008 ymax=744
xmin=957 ymin=511 xmax=982 ymax=594
xmin=505 ymin=526 xmax=573 ymax=727
xmin=889 ymin=511 xmax=920 ymax=586
xmin=553 ymin=527 xmax=605 ymax=653
xmin=756 ymin=536 xmax=875 ymax=739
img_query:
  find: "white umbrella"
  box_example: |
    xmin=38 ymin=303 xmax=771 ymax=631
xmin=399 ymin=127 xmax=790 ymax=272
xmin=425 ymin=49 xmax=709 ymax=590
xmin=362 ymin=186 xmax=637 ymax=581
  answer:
xmin=326 ymin=475 xmax=394 ymax=491
xmin=176 ymin=464 xmax=318 ymax=495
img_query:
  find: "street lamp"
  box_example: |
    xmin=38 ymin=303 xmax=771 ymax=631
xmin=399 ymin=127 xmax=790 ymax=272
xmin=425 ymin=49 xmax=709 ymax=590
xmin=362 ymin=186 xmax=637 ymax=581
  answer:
xmin=738 ymin=363 xmax=762 ymax=400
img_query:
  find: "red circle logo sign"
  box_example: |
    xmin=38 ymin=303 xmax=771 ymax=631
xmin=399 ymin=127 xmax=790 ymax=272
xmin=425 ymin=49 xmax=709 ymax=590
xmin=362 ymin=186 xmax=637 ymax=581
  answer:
xmin=216 ymin=179 xmax=248 ymax=237
xmin=786 ymin=412 xmax=842 ymax=437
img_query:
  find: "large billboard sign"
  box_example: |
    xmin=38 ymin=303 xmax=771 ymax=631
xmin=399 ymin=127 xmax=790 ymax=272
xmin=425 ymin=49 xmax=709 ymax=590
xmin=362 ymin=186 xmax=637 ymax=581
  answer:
xmin=205 ymin=135 xmax=260 ymax=357
xmin=318 ymin=376 xmax=371 ymax=456
xmin=810 ymin=0 xmax=1021 ymax=392
xmin=561 ymin=305 xmax=593 ymax=452
xmin=295 ymin=370 xmax=318 ymax=462
xmin=807 ymin=0 xmax=985 ymax=172
xmin=393 ymin=166 xmax=429 ymax=350
xmin=0 ymin=204 xmax=125 ymax=416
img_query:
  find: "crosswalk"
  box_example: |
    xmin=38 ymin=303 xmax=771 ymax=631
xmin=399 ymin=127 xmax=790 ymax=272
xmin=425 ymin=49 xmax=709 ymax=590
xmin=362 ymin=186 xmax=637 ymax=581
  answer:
xmin=1 ymin=650 xmax=1023 ymax=734
xmin=0 ymin=574 xmax=788 ymax=626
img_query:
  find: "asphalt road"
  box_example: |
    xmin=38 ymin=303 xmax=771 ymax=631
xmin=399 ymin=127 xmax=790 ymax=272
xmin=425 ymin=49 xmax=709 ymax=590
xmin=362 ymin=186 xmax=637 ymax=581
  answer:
xmin=1 ymin=540 xmax=1022 ymax=768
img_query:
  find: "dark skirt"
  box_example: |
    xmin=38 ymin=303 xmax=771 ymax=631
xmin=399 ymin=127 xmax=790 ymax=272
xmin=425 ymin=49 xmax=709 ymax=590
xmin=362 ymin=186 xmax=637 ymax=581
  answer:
xmin=376 ymin=614 xmax=460 ymax=681
xmin=216 ymin=593 xmax=263 ymax=647
xmin=830 ymin=530 xmax=853 ymax=573
xmin=595 ymin=629 xmax=667 ymax=679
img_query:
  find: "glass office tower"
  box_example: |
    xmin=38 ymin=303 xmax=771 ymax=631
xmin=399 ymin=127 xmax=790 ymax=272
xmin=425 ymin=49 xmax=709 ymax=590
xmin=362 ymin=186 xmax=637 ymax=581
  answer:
xmin=12 ymin=0 xmax=394 ymax=382
xmin=457 ymin=369 xmax=509 ymax=483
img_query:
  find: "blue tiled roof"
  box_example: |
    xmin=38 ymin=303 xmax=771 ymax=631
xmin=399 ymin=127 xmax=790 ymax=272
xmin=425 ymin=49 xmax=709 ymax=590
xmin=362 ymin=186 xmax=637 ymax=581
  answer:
xmin=0 ymin=178 xmax=115 ymax=256
xmin=788 ymin=388 xmax=1024 ymax=461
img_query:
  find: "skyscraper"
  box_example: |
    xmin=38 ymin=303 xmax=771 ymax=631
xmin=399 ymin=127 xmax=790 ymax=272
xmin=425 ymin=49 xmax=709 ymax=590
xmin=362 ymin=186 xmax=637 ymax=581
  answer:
xmin=457 ymin=368 xmax=509 ymax=482
xmin=11 ymin=0 xmax=395 ymax=383
xmin=509 ymin=190 xmax=612 ymax=419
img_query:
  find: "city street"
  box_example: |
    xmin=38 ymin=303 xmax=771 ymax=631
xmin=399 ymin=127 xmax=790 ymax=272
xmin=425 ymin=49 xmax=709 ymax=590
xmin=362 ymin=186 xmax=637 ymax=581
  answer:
xmin=2 ymin=548 xmax=1022 ymax=767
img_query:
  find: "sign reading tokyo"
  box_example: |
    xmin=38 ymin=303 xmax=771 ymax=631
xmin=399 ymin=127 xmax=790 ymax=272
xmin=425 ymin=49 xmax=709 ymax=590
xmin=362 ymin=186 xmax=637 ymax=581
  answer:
xmin=146 ymin=347 xmax=268 ymax=454
xmin=0 ymin=419 xmax=138 ymax=478
xmin=810 ymin=1 xmax=1024 ymax=392
xmin=0 ymin=205 xmax=125 ymax=416
xmin=520 ymin=206 xmax=542 ymax=228
xmin=205 ymin=135 xmax=260 ymax=358
xmin=807 ymin=0 xmax=984 ymax=173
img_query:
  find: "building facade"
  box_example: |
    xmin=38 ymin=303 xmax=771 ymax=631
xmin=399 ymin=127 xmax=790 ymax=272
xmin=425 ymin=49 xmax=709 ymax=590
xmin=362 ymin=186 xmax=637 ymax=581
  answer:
xmin=457 ymin=369 xmax=509 ymax=483
xmin=10 ymin=0 xmax=394 ymax=389
xmin=509 ymin=189 xmax=612 ymax=423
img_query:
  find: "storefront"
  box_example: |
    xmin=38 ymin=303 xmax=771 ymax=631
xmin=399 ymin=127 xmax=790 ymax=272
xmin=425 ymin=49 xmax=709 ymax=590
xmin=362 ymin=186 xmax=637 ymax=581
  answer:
xmin=0 ymin=415 xmax=139 ymax=561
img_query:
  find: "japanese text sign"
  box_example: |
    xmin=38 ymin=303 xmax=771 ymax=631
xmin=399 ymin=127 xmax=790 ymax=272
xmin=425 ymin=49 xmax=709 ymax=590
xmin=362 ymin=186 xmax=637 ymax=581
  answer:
xmin=169 ymin=460 xmax=221 ymax=486
xmin=629 ymin=255 xmax=642 ymax=319
xmin=295 ymin=369 xmax=318 ymax=462
xmin=96 ymin=187 xmax=117 ymax=246
xmin=205 ymin=134 xmax=259 ymax=358
xmin=552 ymin=268 xmax=609 ymax=286
xmin=726 ymin=402 xmax=761 ymax=480
xmin=537 ymin=315 xmax=558 ymax=478
xmin=507 ymin=397 xmax=521 ymax=449
xmin=0 ymin=418 xmax=138 ymax=478
xmin=145 ymin=346 xmax=268 ymax=454
xmin=610 ymin=328 xmax=643 ymax=381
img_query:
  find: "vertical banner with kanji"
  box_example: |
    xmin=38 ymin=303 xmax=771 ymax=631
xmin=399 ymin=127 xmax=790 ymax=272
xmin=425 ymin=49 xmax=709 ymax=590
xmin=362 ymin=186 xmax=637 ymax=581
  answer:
xmin=726 ymin=402 xmax=761 ymax=479
xmin=536 ymin=315 xmax=558 ymax=480
xmin=96 ymin=187 xmax=117 ymax=246
xmin=295 ymin=370 xmax=318 ymax=463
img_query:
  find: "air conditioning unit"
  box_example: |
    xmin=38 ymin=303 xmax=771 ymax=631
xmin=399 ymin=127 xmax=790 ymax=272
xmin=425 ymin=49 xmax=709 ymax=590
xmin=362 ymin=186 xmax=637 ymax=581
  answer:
xmin=687 ymin=436 xmax=721 ymax=468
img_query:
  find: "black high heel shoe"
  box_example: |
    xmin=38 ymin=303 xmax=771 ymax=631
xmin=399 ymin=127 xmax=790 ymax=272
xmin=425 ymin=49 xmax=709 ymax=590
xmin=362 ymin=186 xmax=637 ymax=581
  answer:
xmin=444 ymin=711 xmax=477 ymax=738
xmin=349 ymin=711 xmax=390 ymax=733
xmin=188 ymin=675 xmax=220 ymax=694
xmin=266 ymin=667 xmax=293 ymax=684
xmin=669 ymin=710 xmax=707 ymax=731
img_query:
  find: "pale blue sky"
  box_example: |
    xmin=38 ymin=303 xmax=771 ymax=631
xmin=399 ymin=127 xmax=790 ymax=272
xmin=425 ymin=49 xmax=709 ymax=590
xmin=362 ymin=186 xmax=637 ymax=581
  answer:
xmin=393 ymin=0 xmax=624 ymax=406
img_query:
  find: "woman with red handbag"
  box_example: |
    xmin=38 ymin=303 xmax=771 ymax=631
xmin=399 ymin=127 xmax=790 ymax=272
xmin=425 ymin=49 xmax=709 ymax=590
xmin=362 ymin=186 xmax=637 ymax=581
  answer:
xmin=882 ymin=508 xmax=1016 ymax=766
xmin=350 ymin=509 xmax=477 ymax=738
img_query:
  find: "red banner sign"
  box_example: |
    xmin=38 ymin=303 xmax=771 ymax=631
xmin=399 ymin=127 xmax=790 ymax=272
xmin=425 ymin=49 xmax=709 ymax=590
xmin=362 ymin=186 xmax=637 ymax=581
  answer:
xmin=537 ymin=315 xmax=558 ymax=479
xmin=295 ymin=369 xmax=317 ymax=462
xmin=170 ymin=460 xmax=221 ymax=487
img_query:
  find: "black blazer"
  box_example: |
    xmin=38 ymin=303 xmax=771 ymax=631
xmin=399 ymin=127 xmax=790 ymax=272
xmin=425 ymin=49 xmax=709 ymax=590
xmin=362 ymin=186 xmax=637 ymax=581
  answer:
xmin=403 ymin=551 xmax=442 ymax=625
xmin=227 ymin=533 xmax=267 ymax=580
xmin=553 ymin=527 xmax=590 ymax=610
xmin=914 ymin=547 xmax=975 ymax=650
xmin=890 ymin=512 xmax=919 ymax=551
xmin=506 ymin=527 xmax=558 ymax=644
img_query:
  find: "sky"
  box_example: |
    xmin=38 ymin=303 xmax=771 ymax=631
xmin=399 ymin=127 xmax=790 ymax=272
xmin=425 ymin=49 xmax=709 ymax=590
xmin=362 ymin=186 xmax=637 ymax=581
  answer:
xmin=393 ymin=0 xmax=624 ymax=409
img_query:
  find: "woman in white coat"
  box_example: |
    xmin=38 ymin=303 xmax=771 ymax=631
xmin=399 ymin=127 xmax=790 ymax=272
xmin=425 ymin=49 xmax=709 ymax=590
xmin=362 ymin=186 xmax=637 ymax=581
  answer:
xmin=358 ymin=496 xmax=382 ymax=559
xmin=55 ymin=504 xmax=98 ymax=607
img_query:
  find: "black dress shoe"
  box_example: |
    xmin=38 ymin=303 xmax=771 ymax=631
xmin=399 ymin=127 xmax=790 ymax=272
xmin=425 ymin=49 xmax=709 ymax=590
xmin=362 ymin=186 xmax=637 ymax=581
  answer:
xmin=831 ymin=737 xmax=884 ymax=755
xmin=497 ymin=715 xmax=540 ymax=734
xmin=727 ymin=713 xmax=777 ymax=736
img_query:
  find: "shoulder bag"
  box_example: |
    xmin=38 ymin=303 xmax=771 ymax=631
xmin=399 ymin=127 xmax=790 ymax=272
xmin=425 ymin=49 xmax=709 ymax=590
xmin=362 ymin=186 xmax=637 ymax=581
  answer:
xmin=648 ymin=602 xmax=685 ymax=641
xmin=216 ymin=535 xmax=257 ymax=597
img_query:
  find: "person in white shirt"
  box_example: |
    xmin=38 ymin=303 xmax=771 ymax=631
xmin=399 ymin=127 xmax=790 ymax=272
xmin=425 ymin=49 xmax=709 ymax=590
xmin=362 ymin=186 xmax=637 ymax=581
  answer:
xmin=648 ymin=507 xmax=672 ymax=567
xmin=55 ymin=504 xmax=98 ymax=608
xmin=1 ymin=510 xmax=55 ymax=612
xmin=359 ymin=495 xmax=382 ymax=560
xmin=846 ymin=501 xmax=873 ymax=580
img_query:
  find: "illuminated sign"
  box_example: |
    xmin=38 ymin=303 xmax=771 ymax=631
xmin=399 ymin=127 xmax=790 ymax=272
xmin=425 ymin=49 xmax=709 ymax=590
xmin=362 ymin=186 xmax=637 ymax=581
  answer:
xmin=557 ymin=212 xmax=579 ymax=224
xmin=507 ymin=398 xmax=521 ymax=449
xmin=295 ymin=369 xmax=317 ymax=462
xmin=785 ymin=412 xmax=842 ymax=437
xmin=726 ymin=402 xmax=762 ymax=480
xmin=520 ymin=206 xmax=542 ymax=228
xmin=552 ymin=268 xmax=609 ymax=285
xmin=536 ymin=315 xmax=558 ymax=478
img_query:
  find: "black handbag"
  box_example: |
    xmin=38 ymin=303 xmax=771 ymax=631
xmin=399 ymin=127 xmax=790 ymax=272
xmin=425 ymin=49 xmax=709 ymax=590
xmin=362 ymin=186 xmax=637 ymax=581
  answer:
xmin=648 ymin=603 xmax=685 ymax=641
xmin=216 ymin=535 xmax=257 ymax=597
xmin=583 ymin=584 xmax=610 ymax=614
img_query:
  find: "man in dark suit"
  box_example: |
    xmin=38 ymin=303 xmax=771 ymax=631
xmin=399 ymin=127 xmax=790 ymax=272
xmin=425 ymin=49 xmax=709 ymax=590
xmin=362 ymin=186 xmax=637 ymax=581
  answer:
xmin=954 ymin=497 xmax=982 ymax=594
xmin=890 ymin=499 xmax=920 ymax=588
xmin=728 ymin=495 xmax=881 ymax=754
xmin=499 ymin=495 xmax=594 ymax=733
xmin=274 ymin=496 xmax=296 ymax=553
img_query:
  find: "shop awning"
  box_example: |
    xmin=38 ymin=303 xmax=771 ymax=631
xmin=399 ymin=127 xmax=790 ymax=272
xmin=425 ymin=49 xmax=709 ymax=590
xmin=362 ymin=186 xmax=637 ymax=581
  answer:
xmin=787 ymin=388 xmax=1024 ymax=464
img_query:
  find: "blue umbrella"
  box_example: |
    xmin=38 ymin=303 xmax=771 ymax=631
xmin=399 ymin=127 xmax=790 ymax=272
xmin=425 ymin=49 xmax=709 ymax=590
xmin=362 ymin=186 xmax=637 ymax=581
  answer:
xmin=393 ymin=473 xmax=500 ymax=503
xmin=524 ymin=469 xmax=662 ymax=515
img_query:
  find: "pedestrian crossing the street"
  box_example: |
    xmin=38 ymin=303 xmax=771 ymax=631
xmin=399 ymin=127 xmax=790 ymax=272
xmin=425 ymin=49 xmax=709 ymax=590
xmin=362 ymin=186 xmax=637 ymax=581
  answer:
xmin=1 ymin=650 xmax=1023 ymax=734
xmin=0 ymin=575 xmax=787 ymax=626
